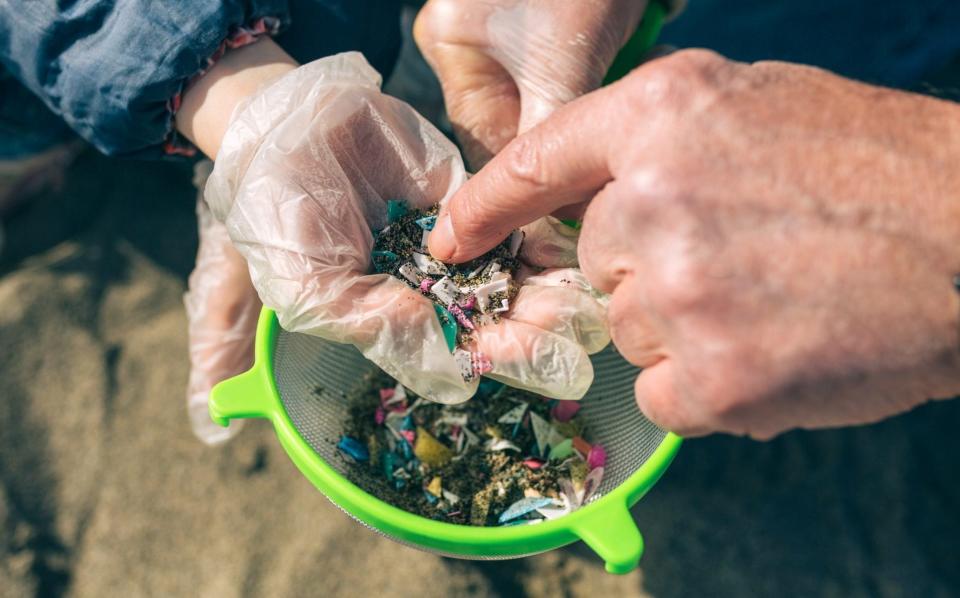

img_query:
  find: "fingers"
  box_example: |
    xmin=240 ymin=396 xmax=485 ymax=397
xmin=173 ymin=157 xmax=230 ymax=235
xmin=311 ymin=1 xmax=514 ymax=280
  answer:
xmin=428 ymin=86 xmax=620 ymax=263
xmin=185 ymin=203 xmax=262 ymax=445
xmin=517 ymin=217 xmax=580 ymax=268
xmin=508 ymin=274 xmax=610 ymax=354
xmin=413 ymin=0 xmax=521 ymax=168
xmin=472 ymin=319 xmax=595 ymax=400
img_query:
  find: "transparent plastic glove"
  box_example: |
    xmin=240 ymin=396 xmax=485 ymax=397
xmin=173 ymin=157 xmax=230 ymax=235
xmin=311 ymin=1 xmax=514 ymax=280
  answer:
xmin=204 ymin=52 xmax=608 ymax=404
xmin=414 ymin=0 xmax=649 ymax=167
xmin=185 ymin=162 xmax=262 ymax=445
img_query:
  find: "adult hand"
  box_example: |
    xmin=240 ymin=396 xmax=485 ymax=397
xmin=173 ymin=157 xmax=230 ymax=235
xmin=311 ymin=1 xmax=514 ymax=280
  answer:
xmin=430 ymin=50 xmax=960 ymax=439
xmin=413 ymin=0 xmax=648 ymax=167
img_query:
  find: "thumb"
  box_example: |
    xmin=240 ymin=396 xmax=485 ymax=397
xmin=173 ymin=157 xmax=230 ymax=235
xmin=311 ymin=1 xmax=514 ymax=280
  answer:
xmin=184 ymin=200 xmax=262 ymax=445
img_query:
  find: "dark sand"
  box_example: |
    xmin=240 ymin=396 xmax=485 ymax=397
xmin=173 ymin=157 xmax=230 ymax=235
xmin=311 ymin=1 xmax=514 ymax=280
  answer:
xmin=1 ymin=152 xmax=959 ymax=598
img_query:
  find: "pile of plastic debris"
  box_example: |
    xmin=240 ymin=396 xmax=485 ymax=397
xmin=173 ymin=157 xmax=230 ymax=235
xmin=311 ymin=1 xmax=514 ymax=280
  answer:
xmin=371 ymin=201 xmax=523 ymax=381
xmin=337 ymin=371 xmax=606 ymax=526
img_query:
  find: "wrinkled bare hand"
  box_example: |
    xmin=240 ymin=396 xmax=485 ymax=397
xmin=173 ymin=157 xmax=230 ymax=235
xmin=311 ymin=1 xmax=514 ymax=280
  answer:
xmin=430 ymin=50 xmax=960 ymax=438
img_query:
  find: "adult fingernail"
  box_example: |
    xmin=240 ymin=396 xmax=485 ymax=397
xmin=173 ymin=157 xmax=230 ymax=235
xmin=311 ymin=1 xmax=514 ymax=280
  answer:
xmin=429 ymin=211 xmax=456 ymax=261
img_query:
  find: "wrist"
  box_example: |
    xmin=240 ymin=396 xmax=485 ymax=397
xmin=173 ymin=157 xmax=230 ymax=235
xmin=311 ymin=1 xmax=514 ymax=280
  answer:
xmin=176 ymin=38 xmax=298 ymax=159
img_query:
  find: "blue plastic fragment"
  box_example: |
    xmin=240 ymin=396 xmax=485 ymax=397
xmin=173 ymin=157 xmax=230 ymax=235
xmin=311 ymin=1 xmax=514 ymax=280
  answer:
xmin=415 ymin=215 xmax=437 ymax=230
xmin=382 ymin=451 xmax=395 ymax=481
xmin=423 ymin=491 xmax=438 ymax=504
xmin=401 ymin=439 xmax=413 ymax=460
xmin=337 ymin=436 xmax=370 ymax=462
xmin=402 ymin=415 xmax=415 ymax=430
xmin=498 ymin=497 xmax=556 ymax=524
xmin=386 ymin=200 xmax=408 ymax=223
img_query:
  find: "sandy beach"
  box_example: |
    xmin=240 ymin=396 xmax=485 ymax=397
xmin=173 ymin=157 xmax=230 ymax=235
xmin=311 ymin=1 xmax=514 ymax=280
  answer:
xmin=1 ymin=149 xmax=958 ymax=598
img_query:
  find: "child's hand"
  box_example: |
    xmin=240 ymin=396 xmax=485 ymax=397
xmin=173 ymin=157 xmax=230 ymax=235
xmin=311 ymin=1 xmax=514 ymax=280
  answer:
xmin=184 ymin=52 xmax=609 ymax=443
xmin=414 ymin=0 xmax=648 ymax=168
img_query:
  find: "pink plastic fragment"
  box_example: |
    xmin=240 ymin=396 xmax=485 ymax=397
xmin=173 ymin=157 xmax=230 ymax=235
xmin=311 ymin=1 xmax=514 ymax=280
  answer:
xmin=448 ymin=303 xmax=475 ymax=330
xmin=374 ymin=406 xmax=386 ymax=425
xmin=587 ymin=444 xmax=606 ymax=470
xmin=523 ymin=458 xmax=545 ymax=470
xmin=472 ymin=352 xmax=492 ymax=376
xmin=379 ymin=387 xmax=395 ymax=401
xmin=459 ymin=295 xmax=476 ymax=311
xmin=550 ymin=401 xmax=581 ymax=423
xmin=400 ymin=429 xmax=416 ymax=446
xmin=419 ymin=278 xmax=436 ymax=293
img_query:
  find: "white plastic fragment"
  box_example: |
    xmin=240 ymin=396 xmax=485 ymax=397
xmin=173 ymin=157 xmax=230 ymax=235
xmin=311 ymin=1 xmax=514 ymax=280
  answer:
xmin=430 ymin=276 xmax=460 ymax=306
xmin=508 ymin=230 xmax=524 ymax=257
xmin=559 ymin=478 xmax=581 ymax=509
xmin=420 ymin=228 xmax=430 ymax=250
xmin=486 ymin=438 xmax=522 ymax=452
xmin=497 ymin=403 xmax=528 ymax=424
xmin=579 ymin=466 xmax=604 ymax=504
xmin=411 ymin=251 xmax=448 ymax=276
xmin=453 ymin=349 xmax=474 ymax=380
xmin=475 ymin=273 xmax=510 ymax=313
xmin=529 ymin=412 xmax=553 ymax=456
xmin=442 ymin=490 xmax=460 ymax=505
xmin=398 ymin=262 xmax=422 ymax=285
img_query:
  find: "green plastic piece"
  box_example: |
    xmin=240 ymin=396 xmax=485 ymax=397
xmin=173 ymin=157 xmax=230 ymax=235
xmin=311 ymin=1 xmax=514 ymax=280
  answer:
xmin=209 ymin=4 xmax=677 ymax=574
xmin=603 ymin=0 xmax=667 ymax=86
xmin=386 ymin=200 xmax=408 ymax=223
xmin=433 ymin=304 xmax=458 ymax=352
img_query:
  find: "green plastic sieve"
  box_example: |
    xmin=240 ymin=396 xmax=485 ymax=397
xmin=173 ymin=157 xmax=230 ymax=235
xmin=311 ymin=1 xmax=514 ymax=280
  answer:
xmin=208 ymin=3 xmax=680 ymax=574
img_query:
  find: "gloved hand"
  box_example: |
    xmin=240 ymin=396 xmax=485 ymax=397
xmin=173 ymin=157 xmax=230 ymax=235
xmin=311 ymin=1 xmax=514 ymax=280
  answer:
xmin=184 ymin=171 xmax=262 ymax=444
xmin=185 ymin=52 xmax=608 ymax=445
xmin=413 ymin=0 xmax=649 ymax=167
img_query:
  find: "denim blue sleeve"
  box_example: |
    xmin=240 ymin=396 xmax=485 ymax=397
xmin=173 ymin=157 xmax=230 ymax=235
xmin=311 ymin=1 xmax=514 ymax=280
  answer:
xmin=659 ymin=0 xmax=960 ymax=89
xmin=0 ymin=1 xmax=291 ymax=158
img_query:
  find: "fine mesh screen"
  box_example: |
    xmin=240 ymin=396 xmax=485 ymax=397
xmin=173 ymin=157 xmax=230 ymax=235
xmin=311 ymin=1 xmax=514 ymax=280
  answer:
xmin=273 ymin=328 xmax=668 ymax=506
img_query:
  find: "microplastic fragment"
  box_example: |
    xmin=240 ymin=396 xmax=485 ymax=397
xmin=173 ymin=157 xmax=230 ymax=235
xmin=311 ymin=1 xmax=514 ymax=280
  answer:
xmin=419 ymin=278 xmax=436 ymax=293
xmin=551 ymin=401 xmax=582 ymax=423
xmin=413 ymin=427 xmax=453 ymax=467
xmin=547 ymin=438 xmax=573 ymax=461
xmin=412 ymin=251 xmax=448 ymax=276
xmin=337 ymin=436 xmax=370 ymax=462
xmin=498 ymin=497 xmax=557 ymax=523
xmin=572 ymin=436 xmax=592 ymax=458
xmin=508 ymin=230 xmax=524 ymax=257
xmin=416 ymin=215 xmax=437 ymax=230
xmin=487 ymin=439 xmax=522 ymax=452
xmin=497 ymin=404 xmax=528 ymax=424
xmin=587 ymin=444 xmax=607 ymax=470
xmin=580 ymin=466 xmax=604 ymax=504
xmin=448 ymin=303 xmax=475 ymax=330
xmin=398 ymin=262 xmax=422 ymax=285
xmin=430 ymin=276 xmax=459 ymax=306
xmin=426 ymin=476 xmax=442 ymax=497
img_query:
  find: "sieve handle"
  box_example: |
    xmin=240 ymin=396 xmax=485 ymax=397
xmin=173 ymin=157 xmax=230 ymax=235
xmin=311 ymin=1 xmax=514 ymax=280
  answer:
xmin=209 ymin=366 xmax=274 ymax=426
xmin=572 ymin=501 xmax=644 ymax=574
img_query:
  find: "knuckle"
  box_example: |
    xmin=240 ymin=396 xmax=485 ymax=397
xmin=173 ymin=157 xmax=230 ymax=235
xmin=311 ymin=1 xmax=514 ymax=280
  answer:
xmin=499 ymin=135 xmax=551 ymax=193
xmin=412 ymin=0 xmax=454 ymax=48
xmin=621 ymin=48 xmax=731 ymax=110
xmin=647 ymin=251 xmax=712 ymax=317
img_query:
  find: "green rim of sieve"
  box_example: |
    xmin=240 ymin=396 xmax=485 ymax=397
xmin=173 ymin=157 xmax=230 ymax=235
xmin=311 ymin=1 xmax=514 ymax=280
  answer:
xmin=211 ymin=309 xmax=682 ymax=574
